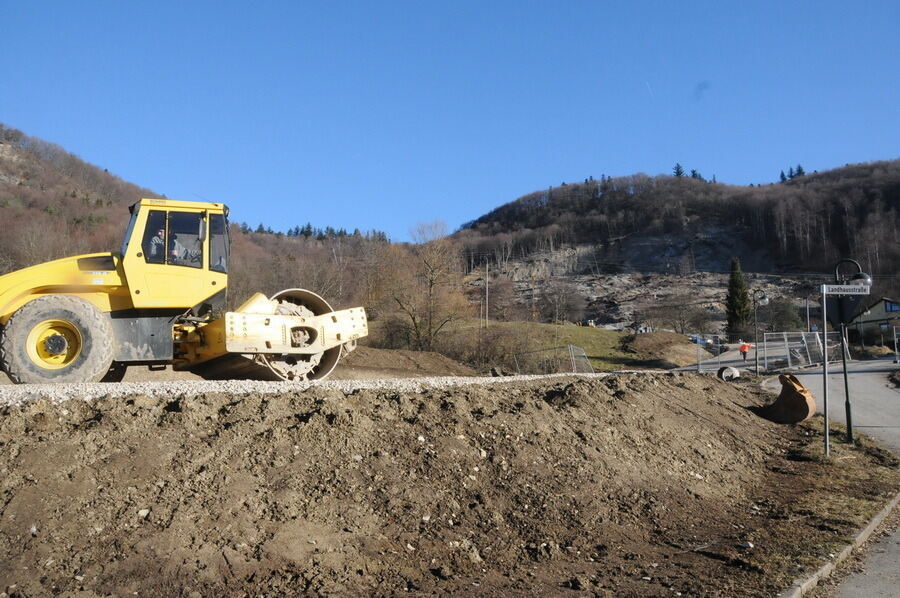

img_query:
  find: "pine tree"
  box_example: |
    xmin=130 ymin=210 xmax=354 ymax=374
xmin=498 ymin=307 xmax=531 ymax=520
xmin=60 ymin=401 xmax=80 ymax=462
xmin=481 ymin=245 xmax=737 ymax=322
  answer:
xmin=725 ymin=257 xmax=751 ymax=334
xmin=788 ymin=166 xmax=795 ymax=179
xmin=795 ymin=164 xmax=805 ymax=176
xmin=779 ymin=170 xmax=787 ymax=183
xmin=673 ymin=163 xmax=685 ymax=178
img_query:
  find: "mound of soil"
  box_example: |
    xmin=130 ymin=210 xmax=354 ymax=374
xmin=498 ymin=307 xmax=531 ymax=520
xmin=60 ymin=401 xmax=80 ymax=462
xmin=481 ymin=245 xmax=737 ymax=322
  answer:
xmin=622 ymin=332 xmax=700 ymax=368
xmin=332 ymin=345 xmax=477 ymax=379
xmin=0 ymin=374 xmax=897 ymax=596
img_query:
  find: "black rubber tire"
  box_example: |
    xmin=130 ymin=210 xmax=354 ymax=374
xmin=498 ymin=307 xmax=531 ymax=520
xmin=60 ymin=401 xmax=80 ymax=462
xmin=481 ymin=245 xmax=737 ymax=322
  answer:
xmin=0 ymin=295 xmax=115 ymax=384
xmin=100 ymin=361 xmax=128 ymax=383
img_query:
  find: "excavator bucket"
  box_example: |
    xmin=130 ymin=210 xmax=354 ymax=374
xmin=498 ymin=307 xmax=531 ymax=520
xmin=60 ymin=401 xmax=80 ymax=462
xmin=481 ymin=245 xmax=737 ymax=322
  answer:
xmin=756 ymin=374 xmax=817 ymax=424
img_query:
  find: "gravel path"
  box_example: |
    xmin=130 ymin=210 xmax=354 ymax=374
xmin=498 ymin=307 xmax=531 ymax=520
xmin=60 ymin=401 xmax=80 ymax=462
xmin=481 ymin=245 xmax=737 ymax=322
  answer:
xmin=0 ymin=372 xmax=634 ymax=406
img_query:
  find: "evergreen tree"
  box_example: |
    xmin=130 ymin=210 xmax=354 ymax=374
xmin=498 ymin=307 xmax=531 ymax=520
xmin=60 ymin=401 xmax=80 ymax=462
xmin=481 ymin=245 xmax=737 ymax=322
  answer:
xmin=673 ymin=163 xmax=685 ymax=178
xmin=795 ymin=163 xmax=805 ymax=176
xmin=779 ymin=170 xmax=787 ymax=183
xmin=788 ymin=166 xmax=795 ymax=179
xmin=725 ymin=257 xmax=751 ymax=334
xmin=255 ymin=223 xmax=266 ymax=234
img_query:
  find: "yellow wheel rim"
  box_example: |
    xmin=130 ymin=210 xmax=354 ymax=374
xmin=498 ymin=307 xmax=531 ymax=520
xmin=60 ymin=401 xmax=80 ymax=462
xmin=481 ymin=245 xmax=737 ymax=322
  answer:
xmin=25 ymin=319 xmax=83 ymax=369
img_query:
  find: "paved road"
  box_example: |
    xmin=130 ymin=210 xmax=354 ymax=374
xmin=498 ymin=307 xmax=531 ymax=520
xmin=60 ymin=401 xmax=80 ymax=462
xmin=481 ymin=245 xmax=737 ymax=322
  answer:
xmin=763 ymin=357 xmax=900 ymax=597
xmin=680 ymin=343 xmax=766 ymax=372
xmin=762 ymin=357 xmax=900 ymax=455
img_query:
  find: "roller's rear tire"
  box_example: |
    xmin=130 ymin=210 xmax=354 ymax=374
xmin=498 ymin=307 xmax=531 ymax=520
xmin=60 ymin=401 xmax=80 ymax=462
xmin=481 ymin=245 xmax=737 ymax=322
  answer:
xmin=0 ymin=295 xmax=115 ymax=384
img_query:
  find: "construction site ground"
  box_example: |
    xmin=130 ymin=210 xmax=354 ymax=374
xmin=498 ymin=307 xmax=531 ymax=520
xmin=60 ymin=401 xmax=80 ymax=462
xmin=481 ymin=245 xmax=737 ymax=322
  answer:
xmin=1 ymin=362 xmax=899 ymax=597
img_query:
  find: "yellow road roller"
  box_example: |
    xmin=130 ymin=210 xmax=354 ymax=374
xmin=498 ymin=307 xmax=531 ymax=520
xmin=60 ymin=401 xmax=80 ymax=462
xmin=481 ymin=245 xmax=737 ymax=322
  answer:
xmin=0 ymin=199 xmax=367 ymax=383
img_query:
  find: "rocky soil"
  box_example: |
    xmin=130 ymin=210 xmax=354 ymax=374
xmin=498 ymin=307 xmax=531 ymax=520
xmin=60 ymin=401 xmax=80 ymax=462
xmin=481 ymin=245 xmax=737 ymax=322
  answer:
xmin=1 ymin=373 xmax=897 ymax=597
xmin=479 ymin=247 xmax=815 ymax=331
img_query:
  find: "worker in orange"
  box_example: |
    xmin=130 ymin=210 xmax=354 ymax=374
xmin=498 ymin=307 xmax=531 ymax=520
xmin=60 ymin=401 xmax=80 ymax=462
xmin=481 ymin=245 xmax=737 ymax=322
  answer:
xmin=739 ymin=342 xmax=752 ymax=361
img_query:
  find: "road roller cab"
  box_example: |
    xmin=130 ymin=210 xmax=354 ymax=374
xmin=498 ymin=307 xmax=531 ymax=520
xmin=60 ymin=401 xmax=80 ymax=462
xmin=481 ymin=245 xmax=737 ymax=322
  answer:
xmin=119 ymin=198 xmax=230 ymax=311
xmin=0 ymin=199 xmax=367 ymax=384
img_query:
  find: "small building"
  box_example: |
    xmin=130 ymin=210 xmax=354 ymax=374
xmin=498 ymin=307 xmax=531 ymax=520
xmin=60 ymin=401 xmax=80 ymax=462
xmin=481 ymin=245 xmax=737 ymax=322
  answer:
xmin=847 ymin=297 xmax=900 ymax=339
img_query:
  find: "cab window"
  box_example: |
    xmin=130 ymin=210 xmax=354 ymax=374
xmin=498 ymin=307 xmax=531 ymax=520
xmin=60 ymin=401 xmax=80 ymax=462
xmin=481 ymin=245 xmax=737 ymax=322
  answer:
xmin=121 ymin=210 xmax=138 ymax=256
xmin=209 ymin=213 xmax=228 ymax=273
xmin=167 ymin=212 xmax=203 ymax=268
xmin=141 ymin=211 xmax=168 ymax=264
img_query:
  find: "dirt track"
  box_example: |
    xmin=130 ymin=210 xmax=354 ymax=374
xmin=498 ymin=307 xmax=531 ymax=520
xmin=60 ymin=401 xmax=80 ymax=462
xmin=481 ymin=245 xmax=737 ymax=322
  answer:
xmin=1 ymin=372 xmax=897 ymax=597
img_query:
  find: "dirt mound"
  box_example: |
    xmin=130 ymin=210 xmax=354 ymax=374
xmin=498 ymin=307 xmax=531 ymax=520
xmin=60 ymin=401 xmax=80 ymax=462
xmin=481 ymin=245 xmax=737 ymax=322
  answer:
xmin=622 ymin=332 xmax=699 ymax=368
xmin=331 ymin=345 xmax=478 ymax=379
xmin=0 ymin=374 xmax=897 ymax=596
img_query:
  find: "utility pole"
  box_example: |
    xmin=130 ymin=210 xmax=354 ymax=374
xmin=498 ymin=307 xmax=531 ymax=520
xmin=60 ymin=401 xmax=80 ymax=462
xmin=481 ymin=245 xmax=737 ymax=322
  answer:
xmin=806 ymin=296 xmax=811 ymax=332
xmin=485 ymin=261 xmax=489 ymax=328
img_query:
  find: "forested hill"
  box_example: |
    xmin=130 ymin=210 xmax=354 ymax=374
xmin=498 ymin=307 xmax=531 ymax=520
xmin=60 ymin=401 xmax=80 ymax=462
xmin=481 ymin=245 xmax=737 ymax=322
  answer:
xmin=455 ymin=161 xmax=900 ymax=277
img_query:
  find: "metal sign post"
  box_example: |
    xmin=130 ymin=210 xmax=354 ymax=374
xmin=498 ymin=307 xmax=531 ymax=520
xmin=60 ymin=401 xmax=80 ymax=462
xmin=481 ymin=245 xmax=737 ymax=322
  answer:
xmin=821 ymin=282 xmax=870 ymax=456
xmin=821 ymin=284 xmax=829 ymax=457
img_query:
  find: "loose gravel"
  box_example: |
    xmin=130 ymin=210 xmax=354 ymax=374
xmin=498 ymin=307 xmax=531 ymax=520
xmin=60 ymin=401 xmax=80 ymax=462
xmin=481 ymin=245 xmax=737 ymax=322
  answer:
xmin=0 ymin=372 xmax=644 ymax=406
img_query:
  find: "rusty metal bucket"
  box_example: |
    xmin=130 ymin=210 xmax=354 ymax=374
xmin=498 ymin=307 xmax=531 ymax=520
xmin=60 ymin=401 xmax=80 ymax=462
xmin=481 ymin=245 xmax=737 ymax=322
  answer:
xmin=757 ymin=374 xmax=817 ymax=424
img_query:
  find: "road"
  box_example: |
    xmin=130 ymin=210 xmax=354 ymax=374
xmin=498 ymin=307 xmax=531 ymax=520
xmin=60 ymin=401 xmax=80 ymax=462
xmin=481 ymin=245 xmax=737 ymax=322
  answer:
xmin=681 ymin=342 xmax=786 ymax=373
xmin=763 ymin=357 xmax=900 ymax=597
xmin=762 ymin=357 xmax=900 ymax=456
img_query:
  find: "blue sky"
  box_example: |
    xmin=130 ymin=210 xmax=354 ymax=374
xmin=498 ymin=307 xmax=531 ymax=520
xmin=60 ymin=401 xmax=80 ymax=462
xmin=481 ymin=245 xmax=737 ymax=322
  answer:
xmin=2 ymin=1 xmax=898 ymax=241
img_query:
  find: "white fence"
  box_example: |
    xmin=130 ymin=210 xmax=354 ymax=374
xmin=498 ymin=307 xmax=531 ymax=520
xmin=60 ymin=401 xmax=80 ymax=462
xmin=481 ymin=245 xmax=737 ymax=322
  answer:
xmin=688 ymin=331 xmax=848 ymax=373
xmin=762 ymin=331 xmax=847 ymax=370
xmin=686 ymin=336 xmax=733 ymax=372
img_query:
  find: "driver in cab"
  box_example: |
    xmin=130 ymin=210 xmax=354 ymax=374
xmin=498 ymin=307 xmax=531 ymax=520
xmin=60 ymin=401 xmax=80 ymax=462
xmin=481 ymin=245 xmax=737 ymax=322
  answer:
xmin=148 ymin=227 xmax=187 ymax=264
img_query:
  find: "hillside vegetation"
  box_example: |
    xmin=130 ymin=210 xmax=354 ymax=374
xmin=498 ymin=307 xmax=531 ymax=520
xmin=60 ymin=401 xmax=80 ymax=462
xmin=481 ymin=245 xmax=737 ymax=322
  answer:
xmin=456 ymin=164 xmax=900 ymax=278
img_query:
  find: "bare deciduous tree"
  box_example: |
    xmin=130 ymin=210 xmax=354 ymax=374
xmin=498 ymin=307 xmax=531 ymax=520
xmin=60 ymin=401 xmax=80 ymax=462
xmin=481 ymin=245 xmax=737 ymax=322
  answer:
xmin=386 ymin=222 xmax=470 ymax=351
xmin=538 ymin=277 xmax=585 ymax=323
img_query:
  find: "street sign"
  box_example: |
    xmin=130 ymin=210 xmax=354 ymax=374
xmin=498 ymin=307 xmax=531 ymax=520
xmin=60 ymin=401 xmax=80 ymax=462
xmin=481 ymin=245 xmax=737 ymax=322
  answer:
xmin=823 ymin=284 xmax=870 ymax=327
xmin=823 ymin=284 xmax=871 ymax=295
